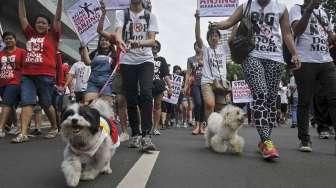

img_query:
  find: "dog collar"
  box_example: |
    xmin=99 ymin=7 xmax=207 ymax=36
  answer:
xmin=70 ymin=130 xmax=106 ymax=157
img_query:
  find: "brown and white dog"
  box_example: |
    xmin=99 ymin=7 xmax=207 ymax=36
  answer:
xmin=60 ymin=99 xmax=119 ymax=187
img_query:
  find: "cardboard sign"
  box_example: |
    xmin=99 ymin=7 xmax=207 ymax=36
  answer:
xmin=197 ymin=0 xmax=239 ymax=17
xmin=232 ymin=80 xmax=252 ymax=103
xmin=104 ymin=0 xmax=130 ymax=10
xmin=66 ymin=0 xmax=110 ymax=45
xmin=163 ymin=74 xmax=184 ymax=105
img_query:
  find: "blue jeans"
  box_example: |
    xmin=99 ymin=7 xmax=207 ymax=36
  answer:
xmin=20 ymin=75 xmax=55 ymax=108
xmin=0 ymin=85 xmax=20 ymax=107
xmin=291 ymin=97 xmax=298 ymax=125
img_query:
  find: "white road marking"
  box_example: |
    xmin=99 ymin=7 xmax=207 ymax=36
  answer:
xmin=117 ymin=151 xmax=160 ymax=188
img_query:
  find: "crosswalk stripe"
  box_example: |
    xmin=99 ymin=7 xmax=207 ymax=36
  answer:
xmin=117 ymin=151 xmax=160 ymax=188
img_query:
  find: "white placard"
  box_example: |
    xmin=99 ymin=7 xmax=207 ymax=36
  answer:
xmin=104 ymin=0 xmax=130 ymax=10
xmin=232 ymin=80 xmax=252 ymax=103
xmin=66 ymin=0 xmax=110 ymax=45
xmin=197 ymin=0 xmax=239 ymax=17
xmin=163 ymin=74 xmax=184 ymax=105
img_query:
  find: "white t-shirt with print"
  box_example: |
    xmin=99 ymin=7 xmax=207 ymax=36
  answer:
xmin=247 ymin=0 xmax=286 ymax=63
xmin=69 ymin=61 xmax=91 ymax=92
xmin=116 ymin=9 xmax=159 ymax=65
xmin=289 ymin=5 xmax=333 ymax=63
xmin=201 ymin=45 xmax=228 ymax=85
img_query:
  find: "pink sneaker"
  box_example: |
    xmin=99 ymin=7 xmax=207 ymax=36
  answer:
xmin=258 ymin=140 xmax=280 ymax=160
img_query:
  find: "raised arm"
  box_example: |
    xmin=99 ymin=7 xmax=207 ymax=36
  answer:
xmin=280 ymin=9 xmax=301 ymax=70
xmin=53 ymin=0 xmax=63 ymax=32
xmin=97 ymin=1 xmax=112 ymax=39
xmin=98 ymin=1 xmax=126 ymax=51
xmin=18 ymin=0 xmax=29 ymax=30
xmin=211 ymin=5 xmax=243 ymax=30
xmin=195 ymin=10 xmax=203 ymax=48
xmin=81 ymin=47 xmax=92 ymax=65
xmin=291 ymin=0 xmax=320 ymax=37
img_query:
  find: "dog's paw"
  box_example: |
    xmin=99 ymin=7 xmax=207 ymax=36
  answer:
xmin=101 ymin=166 xmax=112 ymax=174
xmin=80 ymin=171 xmax=96 ymax=181
xmin=65 ymin=173 xmax=80 ymax=187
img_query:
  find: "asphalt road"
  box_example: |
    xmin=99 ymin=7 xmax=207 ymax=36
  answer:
xmin=0 ymin=126 xmax=335 ymax=188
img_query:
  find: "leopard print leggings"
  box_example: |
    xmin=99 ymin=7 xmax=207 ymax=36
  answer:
xmin=242 ymin=56 xmax=284 ymax=142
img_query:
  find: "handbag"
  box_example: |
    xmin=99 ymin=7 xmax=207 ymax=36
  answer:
xmin=228 ymin=0 xmax=254 ymax=64
xmin=208 ymin=49 xmax=231 ymax=95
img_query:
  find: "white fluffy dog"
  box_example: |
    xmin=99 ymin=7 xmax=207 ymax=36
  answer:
xmin=205 ymin=105 xmax=246 ymax=154
xmin=60 ymin=99 xmax=120 ymax=187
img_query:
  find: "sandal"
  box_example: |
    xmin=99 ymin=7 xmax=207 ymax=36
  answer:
xmin=11 ymin=134 xmax=29 ymax=143
xmin=44 ymin=129 xmax=59 ymax=139
xmin=192 ymin=126 xmax=200 ymax=135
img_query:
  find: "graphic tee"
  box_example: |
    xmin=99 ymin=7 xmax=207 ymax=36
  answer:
xmin=289 ymin=5 xmax=333 ymax=63
xmin=23 ymin=25 xmax=61 ymax=76
xmin=116 ymin=9 xmax=159 ymax=65
xmin=247 ymin=0 xmax=286 ymax=63
xmin=153 ymin=56 xmax=169 ymax=80
xmin=201 ymin=45 xmax=228 ymax=85
xmin=0 ymin=48 xmax=25 ymax=86
xmin=187 ymin=55 xmax=203 ymax=86
xmin=69 ymin=61 xmax=91 ymax=92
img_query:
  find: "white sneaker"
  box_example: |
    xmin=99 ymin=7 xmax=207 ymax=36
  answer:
xmin=183 ymin=122 xmax=188 ymax=128
xmin=119 ymin=132 xmax=130 ymax=142
xmin=153 ymin=129 xmax=161 ymax=135
xmin=0 ymin=129 xmax=5 ymax=138
xmin=8 ymin=126 xmax=20 ymax=135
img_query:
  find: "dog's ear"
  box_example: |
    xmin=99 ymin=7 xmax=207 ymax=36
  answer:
xmin=78 ymin=106 xmax=101 ymax=134
xmin=61 ymin=109 xmax=75 ymax=122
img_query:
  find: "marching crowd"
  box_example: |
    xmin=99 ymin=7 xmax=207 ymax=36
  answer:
xmin=0 ymin=0 xmax=336 ymax=160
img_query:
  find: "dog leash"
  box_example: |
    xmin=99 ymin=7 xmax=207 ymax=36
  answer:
xmin=98 ymin=47 xmax=121 ymax=97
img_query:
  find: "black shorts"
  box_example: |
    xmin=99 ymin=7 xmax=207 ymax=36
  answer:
xmin=153 ymin=79 xmax=166 ymax=97
xmin=280 ymin=103 xmax=287 ymax=113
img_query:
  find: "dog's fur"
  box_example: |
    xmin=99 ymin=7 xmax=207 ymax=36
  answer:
xmin=60 ymin=99 xmax=119 ymax=187
xmin=205 ymin=105 xmax=246 ymax=154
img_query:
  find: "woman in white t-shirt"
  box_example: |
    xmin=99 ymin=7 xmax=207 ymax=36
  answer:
xmin=195 ymin=11 xmax=229 ymax=124
xmin=210 ymin=0 xmax=300 ymax=160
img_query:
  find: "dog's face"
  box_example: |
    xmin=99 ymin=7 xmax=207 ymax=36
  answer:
xmin=60 ymin=103 xmax=101 ymax=147
xmin=220 ymin=105 xmax=246 ymax=130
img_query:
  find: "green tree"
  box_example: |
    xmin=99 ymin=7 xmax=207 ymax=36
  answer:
xmin=323 ymin=0 xmax=336 ymax=30
xmin=226 ymin=63 xmax=243 ymax=81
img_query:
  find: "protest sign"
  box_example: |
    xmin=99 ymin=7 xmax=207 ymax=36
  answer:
xmin=104 ymin=0 xmax=130 ymax=10
xmin=66 ymin=0 xmax=110 ymax=45
xmin=197 ymin=0 xmax=239 ymax=17
xmin=232 ymin=80 xmax=252 ymax=103
xmin=163 ymin=74 xmax=184 ymax=105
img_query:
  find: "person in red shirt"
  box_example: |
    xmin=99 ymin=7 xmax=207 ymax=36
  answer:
xmin=12 ymin=0 xmax=63 ymax=143
xmin=53 ymin=52 xmax=70 ymax=127
xmin=0 ymin=32 xmax=25 ymax=138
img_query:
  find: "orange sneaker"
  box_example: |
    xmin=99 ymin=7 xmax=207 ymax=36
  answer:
xmin=258 ymin=140 xmax=280 ymax=160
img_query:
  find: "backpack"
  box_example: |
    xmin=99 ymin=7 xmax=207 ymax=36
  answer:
xmin=122 ymin=8 xmax=151 ymax=41
xmin=283 ymin=5 xmax=333 ymax=66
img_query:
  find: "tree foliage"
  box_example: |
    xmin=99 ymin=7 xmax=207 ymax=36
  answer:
xmin=226 ymin=63 xmax=243 ymax=81
xmin=323 ymin=0 xmax=336 ymax=30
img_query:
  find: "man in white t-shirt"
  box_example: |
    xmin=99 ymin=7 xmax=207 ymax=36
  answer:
xmin=64 ymin=47 xmax=91 ymax=104
xmin=115 ymin=0 xmax=159 ymax=152
xmin=289 ymin=0 xmax=336 ymax=152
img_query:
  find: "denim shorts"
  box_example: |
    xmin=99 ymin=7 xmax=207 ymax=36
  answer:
xmin=0 ymin=84 xmax=20 ymax=107
xmin=86 ymin=81 xmax=113 ymax=96
xmin=52 ymin=89 xmax=64 ymax=112
xmin=20 ymin=75 xmax=55 ymax=107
